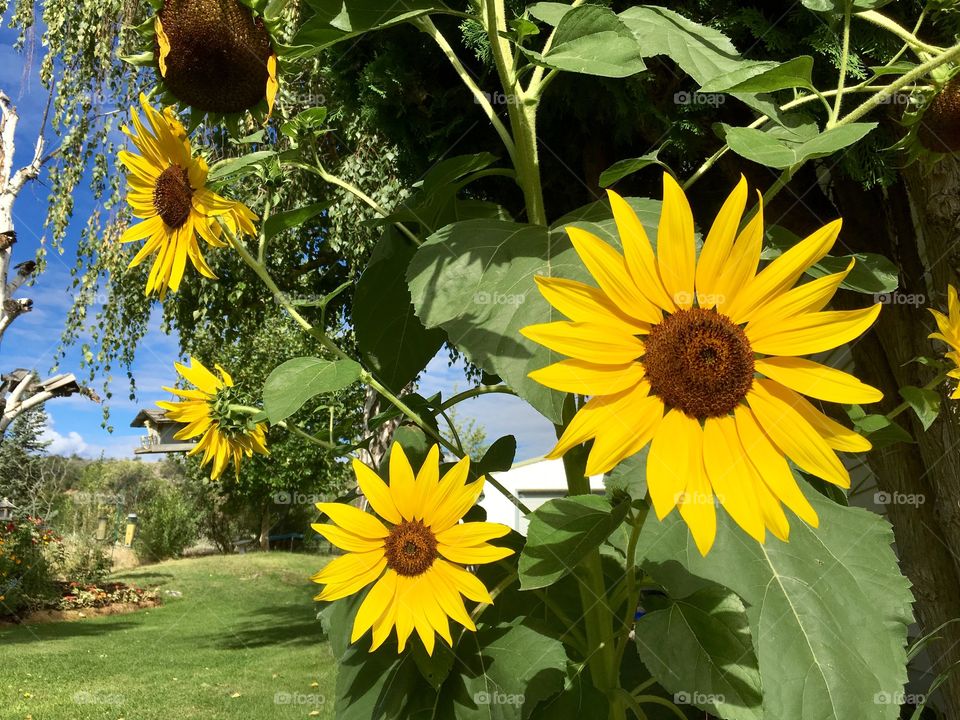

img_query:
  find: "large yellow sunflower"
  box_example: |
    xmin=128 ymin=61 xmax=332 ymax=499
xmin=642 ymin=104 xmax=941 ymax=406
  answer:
xmin=929 ymin=284 xmax=960 ymax=399
xmin=312 ymin=444 xmax=513 ymax=655
xmin=119 ymin=94 xmax=258 ymax=298
xmin=522 ymin=173 xmax=882 ymax=554
xmin=157 ymin=357 xmax=268 ymax=480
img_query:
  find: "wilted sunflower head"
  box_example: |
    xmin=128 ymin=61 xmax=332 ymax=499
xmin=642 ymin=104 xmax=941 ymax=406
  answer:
xmin=917 ymin=76 xmax=960 ymax=154
xmin=155 ymin=0 xmax=278 ymax=114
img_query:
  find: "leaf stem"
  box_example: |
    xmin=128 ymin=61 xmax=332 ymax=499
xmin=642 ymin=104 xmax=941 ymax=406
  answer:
xmin=856 ymin=9 xmax=942 ymax=57
xmin=830 ymin=3 xmax=853 ymax=124
xmin=886 ymin=369 xmax=950 ymax=422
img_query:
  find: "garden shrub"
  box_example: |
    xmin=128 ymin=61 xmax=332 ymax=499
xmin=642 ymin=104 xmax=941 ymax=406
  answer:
xmin=0 ymin=514 xmax=64 ymax=616
xmin=135 ymin=484 xmax=199 ymax=562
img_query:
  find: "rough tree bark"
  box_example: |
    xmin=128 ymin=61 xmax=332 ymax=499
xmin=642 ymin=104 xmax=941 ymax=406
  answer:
xmin=824 ymin=162 xmax=960 ymax=718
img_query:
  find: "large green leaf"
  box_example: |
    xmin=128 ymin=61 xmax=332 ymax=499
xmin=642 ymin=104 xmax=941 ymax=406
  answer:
xmin=637 ymin=487 xmax=913 ymax=720
xmin=635 ymin=586 xmax=762 ymax=720
xmin=291 ymin=0 xmax=448 ymax=55
xmin=262 ymin=201 xmax=330 ymax=241
xmin=699 ymin=56 xmax=814 ymax=93
xmin=524 ymin=5 xmax=646 ymax=78
xmin=262 ymin=357 xmax=362 ymax=422
xmin=406 ymin=201 xmax=660 ymax=421
xmin=354 ymin=229 xmax=446 ymax=393
xmin=519 ymin=495 xmax=629 ymax=590
xmin=722 ymin=122 xmax=878 ymax=169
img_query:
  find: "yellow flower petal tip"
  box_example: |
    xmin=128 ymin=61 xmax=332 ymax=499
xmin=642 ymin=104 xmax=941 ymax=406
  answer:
xmin=156 ymin=357 xmax=267 ymax=480
xmin=929 ymin=284 xmax=960 ymax=397
xmin=523 ymin=176 xmax=880 ymax=552
xmin=312 ymin=444 xmax=512 ymax=654
xmin=119 ymin=96 xmax=258 ymax=298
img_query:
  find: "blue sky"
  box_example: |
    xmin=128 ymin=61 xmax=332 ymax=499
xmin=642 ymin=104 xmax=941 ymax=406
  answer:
xmin=0 ymin=30 xmax=555 ymax=463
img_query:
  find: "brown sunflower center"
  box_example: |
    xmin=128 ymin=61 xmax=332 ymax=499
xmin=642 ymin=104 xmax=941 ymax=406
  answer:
xmin=153 ymin=164 xmax=194 ymax=228
xmin=383 ymin=520 xmax=438 ymax=577
xmin=157 ymin=0 xmax=273 ymax=113
xmin=643 ymin=307 xmax=754 ymax=420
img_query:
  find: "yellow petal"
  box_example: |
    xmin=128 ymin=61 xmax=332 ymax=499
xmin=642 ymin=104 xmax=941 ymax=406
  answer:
xmin=694 ymin=176 xmax=747 ymax=309
xmin=533 ymin=276 xmax=649 ymax=332
xmin=677 ymin=443 xmax=716 ymax=556
xmin=266 ymin=53 xmax=279 ymax=116
xmin=312 ymin=550 xmax=386 ymax=591
xmin=529 ymin=359 xmax=645 ymax=395
xmin=520 ymin=321 xmax=644 ymax=364
xmin=428 ymin=477 xmax=484 ymax=533
xmin=766 ymin=382 xmax=872 ymax=453
xmin=702 ymin=416 xmax=765 ymax=543
xmin=388 ymin=443 xmax=417 ymax=521
xmin=432 ymin=559 xmax=492 ymax=604
xmin=754 ymin=476 xmax=790 ymax=542
xmin=581 ymin=386 xmax=663 ymax=475
xmin=657 ymin=173 xmax=696 ymax=309
xmin=647 ymin=409 xmax=700 ymax=520
xmin=353 ymin=458 xmax=403 ymax=524
xmin=607 ymin=189 xmax=675 ymax=312
xmin=755 ymin=356 xmax=882 ymax=405
xmin=713 ymin=190 xmax=764 ymax=314
xmin=176 ymin=357 xmax=222 ymax=394
xmin=155 ymin=16 xmax=170 ymax=77
xmin=567 ymin=226 xmax=662 ymax=323
xmin=733 ymin=405 xmax=819 ymax=528
xmin=427 ymin=567 xmax=475 ymax=631
xmin=436 ymin=542 xmax=513 ymax=565
xmin=746 ymin=380 xmax=850 ymax=488
xmin=422 ymin=456 xmax=471 ymax=528
xmin=314 ymin=502 xmax=389 ymax=539
xmin=435 ymin=522 xmax=511 ymax=547
xmin=727 ymin=218 xmax=842 ymax=324
xmin=311 ymin=523 xmax=384 ymax=554
xmin=351 ymin=570 xmax=398 ymax=643
xmin=548 ymin=381 xmax=650 ymax=459
xmin=744 ymin=260 xmax=854 ymax=332
xmin=748 ymin=305 xmax=881 ymax=356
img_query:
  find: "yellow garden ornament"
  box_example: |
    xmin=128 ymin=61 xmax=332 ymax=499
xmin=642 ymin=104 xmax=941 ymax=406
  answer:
xmin=119 ymin=94 xmax=258 ymax=298
xmin=928 ymin=284 xmax=960 ymax=398
xmin=312 ymin=444 xmax=513 ymax=655
xmin=157 ymin=357 xmax=268 ymax=480
xmin=523 ymin=173 xmax=883 ymax=555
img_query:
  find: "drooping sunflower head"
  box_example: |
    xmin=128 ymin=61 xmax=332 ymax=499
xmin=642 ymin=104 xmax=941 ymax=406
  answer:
xmin=157 ymin=356 xmax=268 ymax=480
xmin=119 ymin=94 xmax=258 ymax=298
xmin=522 ymin=173 xmax=882 ymax=554
xmin=311 ymin=444 xmax=514 ymax=656
xmin=928 ymin=284 xmax=960 ymax=399
xmin=155 ymin=0 xmax=278 ymax=115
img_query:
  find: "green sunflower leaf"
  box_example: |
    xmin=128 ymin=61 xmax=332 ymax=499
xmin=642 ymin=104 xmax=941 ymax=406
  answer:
xmin=634 ymin=584 xmax=763 ymax=720
xmin=899 ymin=386 xmax=941 ymax=431
xmin=262 ymin=357 xmax=362 ymax=423
xmin=519 ymin=495 xmax=630 ymax=590
xmin=721 ymin=122 xmax=878 ymax=169
xmin=637 ymin=486 xmax=914 ymax=720
xmin=522 ymin=5 xmax=646 ymax=78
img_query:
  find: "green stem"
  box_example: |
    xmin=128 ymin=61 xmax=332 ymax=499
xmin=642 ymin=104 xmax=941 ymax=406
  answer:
xmin=438 ymin=385 xmax=516 ymax=410
xmin=226 ymin=227 xmax=531 ymax=514
xmin=830 ymin=3 xmax=852 ymax=124
xmin=526 ymin=0 xmax=585 ymax=96
xmin=561 ymin=443 xmax=623 ymax=720
xmin=614 ymin=506 xmax=648 ymax=667
xmin=886 ymin=369 xmax=951 ymax=422
xmin=414 ymin=16 xmax=517 ymax=165
xmin=288 ymin=160 xmax=422 ymax=247
xmin=482 ymin=0 xmax=547 ymax=225
xmin=856 ymin=9 xmax=942 ymax=57
xmin=229 ymin=404 xmax=336 ymax=449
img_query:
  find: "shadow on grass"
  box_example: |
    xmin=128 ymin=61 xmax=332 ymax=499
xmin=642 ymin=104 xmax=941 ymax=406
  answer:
xmin=208 ymin=602 xmax=327 ymax=651
xmin=0 ymin=618 xmax=140 ymax=644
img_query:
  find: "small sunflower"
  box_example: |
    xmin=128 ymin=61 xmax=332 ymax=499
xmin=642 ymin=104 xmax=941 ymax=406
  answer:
xmin=119 ymin=94 xmax=258 ymax=298
xmin=312 ymin=444 xmax=513 ymax=655
xmin=157 ymin=357 xmax=268 ymax=480
xmin=928 ymin=284 xmax=960 ymax=398
xmin=522 ymin=173 xmax=882 ymax=554
xmin=155 ymin=0 xmax=278 ymax=115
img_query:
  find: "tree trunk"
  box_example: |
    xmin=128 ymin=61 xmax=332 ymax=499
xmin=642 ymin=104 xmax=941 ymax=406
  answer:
xmin=259 ymin=502 xmax=271 ymax=552
xmin=823 ymin=163 xmax=960 ymax=717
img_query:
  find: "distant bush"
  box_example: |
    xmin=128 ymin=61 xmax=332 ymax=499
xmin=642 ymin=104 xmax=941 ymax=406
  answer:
xmin=0 ymin=514 xmax=64 ymax=616
xmin=135 ymin=485 xmax=199 ymax=562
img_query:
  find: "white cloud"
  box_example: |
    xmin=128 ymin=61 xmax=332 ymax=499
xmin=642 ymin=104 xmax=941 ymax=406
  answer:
xmin=40 ymin=425 xmax=88 ymax=456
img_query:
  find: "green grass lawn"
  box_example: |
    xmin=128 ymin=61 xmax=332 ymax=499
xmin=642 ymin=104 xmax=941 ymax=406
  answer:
xmin=0 ymin=553 xmax=337 ymax=720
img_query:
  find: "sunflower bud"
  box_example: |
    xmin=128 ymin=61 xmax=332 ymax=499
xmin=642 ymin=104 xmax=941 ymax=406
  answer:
xmin=155 ymin=0 xmax=276 ymax=114
xmin=918 ymin=77 xmax=960 ymax=154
